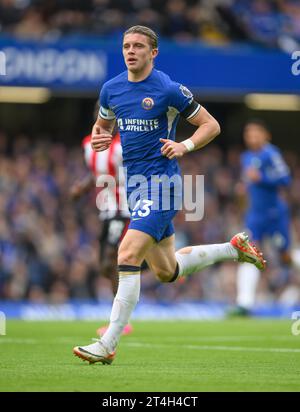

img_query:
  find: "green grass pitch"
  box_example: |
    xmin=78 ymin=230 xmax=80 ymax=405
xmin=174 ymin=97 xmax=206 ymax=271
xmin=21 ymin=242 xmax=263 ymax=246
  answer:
xmin=1 ymin=319 xmax=300 ymax=392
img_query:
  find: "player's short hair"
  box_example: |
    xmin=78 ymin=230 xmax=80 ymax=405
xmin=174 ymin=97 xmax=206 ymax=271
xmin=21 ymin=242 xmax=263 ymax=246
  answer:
xmin=244 ymin=118 xmax=270 ymax=133
xmin=123 ymin=26 xmax=158 ymax=49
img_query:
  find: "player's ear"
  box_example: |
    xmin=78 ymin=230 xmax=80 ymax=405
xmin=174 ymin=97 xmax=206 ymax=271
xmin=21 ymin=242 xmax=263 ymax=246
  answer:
xmin=152 ymin=48 xmax=159 ymax=59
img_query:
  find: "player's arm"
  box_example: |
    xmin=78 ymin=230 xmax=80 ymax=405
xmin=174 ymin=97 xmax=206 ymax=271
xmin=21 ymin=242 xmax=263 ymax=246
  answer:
xmin=247 ymin=151 xmax=291 ymax=187
xmin=185 ymin=105 xmax=221 ymax=149
xmin=160 ymin=106 xmax=220 ymax=159
xmin=70 ymin=173 xmax=95 ymax=200
xmin=91 ymin=117 xmax=116 ymax=152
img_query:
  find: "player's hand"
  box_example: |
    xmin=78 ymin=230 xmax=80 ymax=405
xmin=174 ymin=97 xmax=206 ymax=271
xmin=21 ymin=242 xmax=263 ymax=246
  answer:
xmin=91 ymin=125 xmax=112 ymax=152
xmin=246 ymin=167 xmax=261 ymax=182
xmin=160 ymin=138 xmax=188 ymax=159
xmin=69 ymin=182 xmax=83 ymax=200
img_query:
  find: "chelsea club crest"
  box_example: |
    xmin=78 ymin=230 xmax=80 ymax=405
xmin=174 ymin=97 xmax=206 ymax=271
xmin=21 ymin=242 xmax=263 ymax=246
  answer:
xmin=142 ymin=97 xmax=154 ymax=110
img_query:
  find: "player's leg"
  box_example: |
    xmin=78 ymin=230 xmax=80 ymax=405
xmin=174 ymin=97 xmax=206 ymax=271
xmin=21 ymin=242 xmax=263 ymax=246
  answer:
xmin=98 ymin=246 xmax=134 ymax=336
xmin=99 ymin=229 xmax=154 ymax=351
xmin=97 ymin=218 xmax=134 ymax=336
xmin=98 ymin=218 xmax=136 ymax=336
xmin=234 ymin=212 xmax=293 ymax=315
xmin=99 ymin=245 xmax=119 ymax=295
xmin=144 ymin=234 xmax=177 ymax=282
xmin=96 ymin=220 xmax=119 ymax=336
xmin=73 ymin=229 xmax=154 ymax=363
xmin=145 ymin=226 xmax=265 ymax=284
xmin=269 ymin=212 xmax=293 ymax=296
xmin=73 ymin=209 xmax=265 ymax=362
xmin=235 ymin=212 xmax=292 ymax=315
xmin=235 ymin=262 xmax=261 ymax=315
xmin=129 ymin=201 xmax=264 ymax=282
xmin=234 ymin=219 xmax=263 ymax=315
xmin=145 ymin=234 xmax=235 ymax=282
xmin=98 ymin=220 xmax=118 ymax=295
xmin=277 ymin=210 xmax=292 ymax=266
xmin=99 ymin=218 xmax=130 ymax=294
xmin=97 ymin=243 xmax=119 ymax=336
xmin=174 ymin=234 xmax=254 ymax=279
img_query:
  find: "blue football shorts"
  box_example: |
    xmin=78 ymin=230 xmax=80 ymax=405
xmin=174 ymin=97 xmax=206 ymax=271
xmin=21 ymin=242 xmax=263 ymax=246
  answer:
xmin=128 ymin=198 xmax=178 ymax=242
xmin=245 ymin=207 xmax=290 ymax=252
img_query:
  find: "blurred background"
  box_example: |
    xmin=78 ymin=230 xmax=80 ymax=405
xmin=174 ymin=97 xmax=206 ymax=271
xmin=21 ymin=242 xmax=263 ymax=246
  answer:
xmin=0 ymin=0 xmax=300 ymax=318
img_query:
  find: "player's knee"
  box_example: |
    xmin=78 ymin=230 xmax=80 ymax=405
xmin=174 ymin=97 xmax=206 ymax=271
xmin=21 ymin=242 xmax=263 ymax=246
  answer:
xmin=118 ymin=250 xmax=140 ymax=267
xmin=155 ymin=269 xmax=173 ymax=283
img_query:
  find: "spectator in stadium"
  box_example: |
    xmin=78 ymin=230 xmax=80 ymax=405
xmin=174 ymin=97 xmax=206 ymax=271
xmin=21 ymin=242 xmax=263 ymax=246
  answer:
xmin=14 ymin=6 xmax=49 ymax=39
xmin=1 ymin=130 xmax=300 ymax=305
xmin=0 ymin=0 xmax=299 ymax=50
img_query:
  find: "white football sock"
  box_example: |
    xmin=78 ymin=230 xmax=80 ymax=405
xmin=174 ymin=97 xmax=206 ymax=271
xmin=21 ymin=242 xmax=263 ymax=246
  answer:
xmin=101 ymin=273 xmax=140 ymax=352
xmin=175 ymin=243 xmax=238 ymax=278
xmin=236 ymin=263 xmax=260 ymax=309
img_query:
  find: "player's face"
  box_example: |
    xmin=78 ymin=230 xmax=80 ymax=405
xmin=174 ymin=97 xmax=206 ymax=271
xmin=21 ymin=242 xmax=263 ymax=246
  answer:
xmin=123 ymin=33 xmax=158 ymax=74
xmin=243 ymin=124 xmax=269 ymax=150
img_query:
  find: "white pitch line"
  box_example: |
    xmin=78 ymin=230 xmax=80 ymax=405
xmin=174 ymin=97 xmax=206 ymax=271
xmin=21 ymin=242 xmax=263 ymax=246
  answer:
xmin=124 ymin=341 xmax=300 ymax=354
xmin=55 ymin=335 xmax=297 ymax=345
xmin=270 ymin=335 xmax=300 ymax=341
xmin=0 ymin=335 xmax=298 ymax=351
xmin=129 ymin=336 xmax=278 ymax=342
xmin=0 ymin=338 xmax=37 ymax=344
xmin=121 ymin=335 xmax=300 ymax=342
xmin=50 ymin=335 xmax=300 ymax=344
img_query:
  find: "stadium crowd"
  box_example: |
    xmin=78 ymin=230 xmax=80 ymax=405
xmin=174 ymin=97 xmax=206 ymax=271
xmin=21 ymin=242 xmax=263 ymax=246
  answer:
xmin=0 ymin=0 xmax=299 ymax=50
xmin=0 ymin=131 xmax=300 ymax=305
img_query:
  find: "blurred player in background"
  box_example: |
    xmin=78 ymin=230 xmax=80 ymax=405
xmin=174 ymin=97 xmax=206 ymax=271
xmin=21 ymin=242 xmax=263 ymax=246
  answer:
xmin=232 ymin=119 xmax=292 ymax=316
xmin=73 ymin=26 xmax=266 ymax=365
xmin=70 ymin=103 xmax=132 ymax=336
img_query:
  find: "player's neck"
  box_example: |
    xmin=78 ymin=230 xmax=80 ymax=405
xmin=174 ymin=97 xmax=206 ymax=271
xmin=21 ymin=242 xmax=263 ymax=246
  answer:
xmin=252 ymin=143 xmax=266 ymax=152
xmin=127 ymin=64 xmax=153 ymax=82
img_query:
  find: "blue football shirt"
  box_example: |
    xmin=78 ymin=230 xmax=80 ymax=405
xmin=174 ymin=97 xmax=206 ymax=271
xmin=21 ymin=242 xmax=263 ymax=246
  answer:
xmin=241 ymin=143 xmax=291 ymax=215
xmin=99 ymin=68 xmax=201 ymax=205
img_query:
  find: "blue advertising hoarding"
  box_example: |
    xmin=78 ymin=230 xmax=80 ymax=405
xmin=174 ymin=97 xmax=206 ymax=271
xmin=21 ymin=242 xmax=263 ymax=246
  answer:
xmin=0 ymin=300 xmax=299 ymax=320
xmin=0 ymin=35 xmax=299 ymax=94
